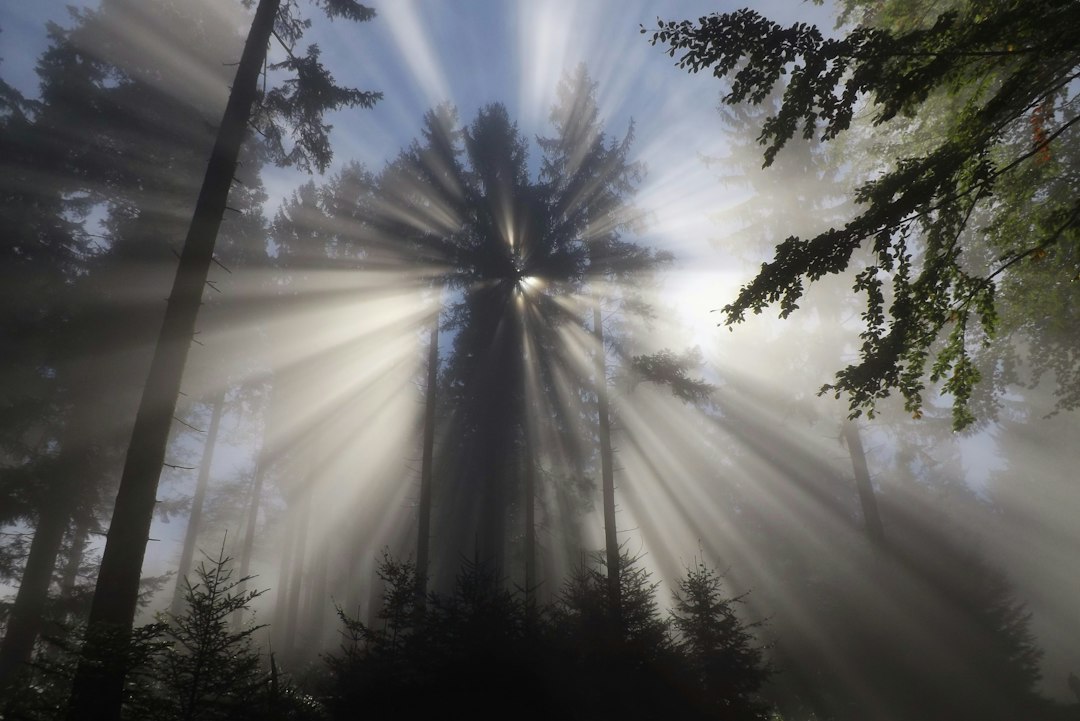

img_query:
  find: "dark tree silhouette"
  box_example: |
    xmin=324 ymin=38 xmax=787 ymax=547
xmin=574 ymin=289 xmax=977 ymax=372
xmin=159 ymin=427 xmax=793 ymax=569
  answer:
xmin=66 ymin=2 xmax=378 ymax=717
xmin=0 ymin=0 xmax=269 ymax=684
xmin=669 ymin=560 xmax=771 ymax=720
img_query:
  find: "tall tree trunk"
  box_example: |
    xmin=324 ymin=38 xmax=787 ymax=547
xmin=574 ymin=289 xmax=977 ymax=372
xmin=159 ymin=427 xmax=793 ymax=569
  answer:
xmin=234 ymin=377 xmax=280 ymax=628
xmin=304 ymin=535 xmax=330 ymax=654
xmin=0 ymin=500 xmax=71 ymax=686
xmin=237 ymin=456 xmax=265 ymax=583
xmin=344 ymin=548 xmax=363 ymax=624
xmin=170 ymin=390 xmax=226 ymax=616
xmin=366 ymin=562 xmax=384 ymax=629
xmin=842 ymin=419 xmax=886 ymax=547
xmin=523 ymin=420 xmax=536 ymax=604
xmin=0 ymin=390 xmax=103 ymax=688
xmin=59 ymin=518 xmax=90 ymax=605
xmin=66 ymin=2 xmax=281 ymax=717
xmin=270 ymin=507 xmax=297 ymax=649
xmin=43 ymin=518 xmax=92 ymax=664
xmin=232 ymin=451 xmax=266 ymax=629
xmin=415 ymin=321 xmax=438 ymax=604
xmin=281 ymin=489 xmax=311 ymax=662
xmin=519 ymin=303 xmax=536 ymax=607
xmin=593 ymin=303 xmax=619 ymax=615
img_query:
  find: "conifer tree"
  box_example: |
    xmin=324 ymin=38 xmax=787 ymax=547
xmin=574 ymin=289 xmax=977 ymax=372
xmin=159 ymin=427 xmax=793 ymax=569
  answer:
xmin=67 ymin=2 xmax=378 ymax=718
xmin=670 ymin=560 xmax=771 ymax=720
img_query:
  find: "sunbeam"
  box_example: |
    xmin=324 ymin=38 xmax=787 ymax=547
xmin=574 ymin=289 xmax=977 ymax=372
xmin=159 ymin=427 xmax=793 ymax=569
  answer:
xmin=2 ymin=1 xmax=1079 ymax=718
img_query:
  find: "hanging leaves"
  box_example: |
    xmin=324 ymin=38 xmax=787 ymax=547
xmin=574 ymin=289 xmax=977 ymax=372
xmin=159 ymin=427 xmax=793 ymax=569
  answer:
xmin=646 ymin=0 xmax=1080 ymax=428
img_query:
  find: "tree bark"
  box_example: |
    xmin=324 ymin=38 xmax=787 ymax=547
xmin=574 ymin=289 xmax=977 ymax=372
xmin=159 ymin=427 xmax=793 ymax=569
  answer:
xmin=170 ymin=390 xmax=225 ymax=617
xmin=593 ymin=303 xmax=619 ymax=614
xmin=237 ymin=454 xmax=266 ymax=583
xmin=65 ymin=2 xmax=281 ymax=718
xmin=270 ymin=507 xmax=297 ymax=648
xmin=523 ymin=420 xmax=536 ymax=604
xmin=304 ymin=535 xmax=330 ymax=653
xmin=232 ymin=450 xmax=266 ymax=629
xmin=842 ymin=419 xmax=886 ymax=547
xmin=0 ymin=500 xmax=70 ymax=687
xmin=60 ymin=517 xmax=90 ymax=606
xmin=415 ymin=320 xmax=438 ymax=604
xmin=0 ymin=397 xmax=102 ymax=687
xmin=281 ymin=488 xmax=311 ymax=662
xmin=234 ymin=377 xmax=280 ymax=628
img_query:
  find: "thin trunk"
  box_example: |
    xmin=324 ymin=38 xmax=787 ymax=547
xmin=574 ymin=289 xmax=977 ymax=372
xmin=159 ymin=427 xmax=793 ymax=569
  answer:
xmin=523 ymin=421 xmax=536 ymax=605
xmin=60 ymin=518 xmax=90 ymax=605
xmin=344 ymin=551 xmax=363 ymax=624
xmin=237 ymin=457 xmax=265 ymax=582
xmin=282 ymin=489 xmax=311 ymax=661
xmin=367 ymin=563 xmax=384 ymax=629
xmin=235 ymin=377 xmax=279 ymax=629
xmin=593 ymin=303 xmax=619 ymax=615
xmin=170 ymin=390 xmax=225 ymax=617
xmin=232 ymin=453 xmax=265 ymax=629
xmin=415 ymin=321 xmax=438 ymax=604
xmin=43 ymin=518 xmax=92 ymax=663
xmin=0 ymin=501 xmax=70 ymax=686
xmin=842 ymin=419 xmax=886 ymax=547
xmin=519 ymin=302 xmax=536 ymax=607
xmin=270 ymin=509 xmax=297 ymax=649
xmin=66 ymin=2 xmax=280 ymax=717
xmin=305 ymin=536 xmax=330 ymax=652
xmin=0 ymin=402 xmax=100 ymax=687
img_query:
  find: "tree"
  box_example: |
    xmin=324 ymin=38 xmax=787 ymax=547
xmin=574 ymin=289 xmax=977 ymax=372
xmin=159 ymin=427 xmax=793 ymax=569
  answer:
xmin=669 ymin=560 xmax=771 ymax=720
xmin=538 ymin=65 xmax=670 ymax=610
xmin=153 ymin=545 xmax=266 ymax=721
xmin=376 ymin=98 xmax=589 ymax=590
xmin=1 ymin=0 xmax=271 ymax=684
xmin=0 ymin=66 xmax=91 ymax=688
xmin=67 ymin=2 xmax=378 ymax=718
xmin=169 ymin=390 xmax=226 ymax=617
xmin=547 ymin=550 xmax=695 ymax=721
xmin=645 ymin=1 xmax=1080 ymax=429
xmin=325 ymin=554 xmax=536 ymax=720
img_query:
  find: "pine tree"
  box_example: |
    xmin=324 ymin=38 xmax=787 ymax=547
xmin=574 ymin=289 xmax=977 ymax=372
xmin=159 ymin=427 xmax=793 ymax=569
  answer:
xmin=68 ymin=3 xmax=378 ymax=717
xmin=153 ymin=545 xmax=266 ymax=721
xmin=669 ymin=560 xmax=772 ymax=720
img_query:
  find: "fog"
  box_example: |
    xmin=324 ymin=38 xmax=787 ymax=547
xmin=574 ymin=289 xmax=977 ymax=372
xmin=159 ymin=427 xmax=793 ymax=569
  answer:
xmin=1 ymin=1 xmax=1078 ymax=719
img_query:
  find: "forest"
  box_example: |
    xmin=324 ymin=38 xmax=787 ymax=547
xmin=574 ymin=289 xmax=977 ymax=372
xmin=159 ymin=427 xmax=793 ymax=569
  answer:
xmin=1 ymin=0 xmax=1079 ymax=719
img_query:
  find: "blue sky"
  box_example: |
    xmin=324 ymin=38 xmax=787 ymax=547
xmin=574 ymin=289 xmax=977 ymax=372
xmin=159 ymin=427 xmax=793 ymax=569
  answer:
xmin=0 ymin=0 xmax=834 ymax=199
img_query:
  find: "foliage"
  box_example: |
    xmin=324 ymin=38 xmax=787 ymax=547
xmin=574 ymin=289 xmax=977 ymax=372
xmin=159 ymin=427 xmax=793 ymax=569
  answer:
xmin=0 ymin=621 xmax=165 ymax=721
xmin=629 ymin=348 xmax=714 ymax=404
xmin=151 ymin=546 xmax=267 ymax=721
xmin=645 ymin=1 xmax=1080 ymax=428
xmin=248 ymin=0 xmax=381 ymax=172
xmin=1 ymin=548 xmax=321 ymax=721
xmin=152 ymin=549 xmax=322 ymax=721
xmin=550 ymin=549 xmax=671 ymax=658
xmin=325 ymin=552 xmax=773 ymax=721
xmin=325 ymin=555 xmax=534 ymax=719
xmin=0 ymin=0 xmax=279 ymax=687
xmin=346 ymin=68 xmax=676 ymax=576
xmin=670 ymin=560 xmax=772 ymax=720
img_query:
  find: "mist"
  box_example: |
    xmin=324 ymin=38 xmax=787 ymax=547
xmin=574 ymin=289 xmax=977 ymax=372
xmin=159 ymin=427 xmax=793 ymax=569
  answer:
xmin=1 ymin=1 xmax=1079 ymax=720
